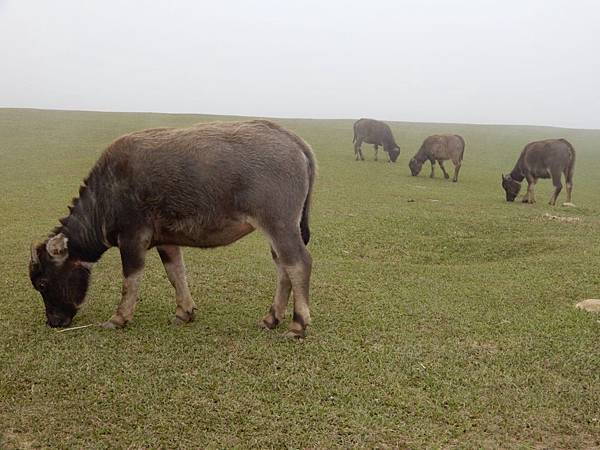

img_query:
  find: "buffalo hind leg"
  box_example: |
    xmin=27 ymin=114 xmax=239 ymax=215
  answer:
xmin=549 ymin=170 xmax=563 ymax=205
xmin=438 ymin=160 xmax=450 ymax=179
xmin=522 ymin=176 xmax=537 ymax=204
xmin=267 ymin=228 xmax=312 ymax=338
xmin=261 ymin=247 xmax=292 ymax=329
xmin=374 ymin=144 xmax=379 ymax=161
xmin=565 ymin=168 xmax=573 ymax=203
xmin=452 ymin=159 xmax=462 ymax=182
xmin=157 ymin=245 xmax=197 ymax=325
xmin=101 ymin=229 xmax=152 ymax=329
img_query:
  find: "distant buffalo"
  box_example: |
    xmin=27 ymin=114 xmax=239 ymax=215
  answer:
xmin=501 ymin=138 xmax=575 ymax=205
xmin=29 ymin=120 xmax=316 ymax=338
xmin=353 ymin=118 xmax=400 ymax=162
xmin=409 ymin=134 xmax=465 ymax=182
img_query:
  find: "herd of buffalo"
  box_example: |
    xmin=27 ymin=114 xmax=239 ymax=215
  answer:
xmin=354 ymin=118 xmax=575 ymax=207
xmin=29 ymin=118 xmax=576 ymax=337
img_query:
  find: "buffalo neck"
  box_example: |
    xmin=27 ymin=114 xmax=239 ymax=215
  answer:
xmin=509 ymin=164 xmax=525 ymax=182
xmin=414 ymin=148 xmax=428 ymax=163
xmin=382 ymin=138 xmax=398 ymax=153
xmin=53 ymin=171 xmax=114 ymax=263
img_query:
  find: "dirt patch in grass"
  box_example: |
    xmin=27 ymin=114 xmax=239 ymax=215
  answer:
xmin=542 ymin=213 xmax=582 ymax=224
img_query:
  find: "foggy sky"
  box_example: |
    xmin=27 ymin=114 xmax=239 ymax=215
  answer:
xmin=1 ymin=0 xmax=599 ymax=129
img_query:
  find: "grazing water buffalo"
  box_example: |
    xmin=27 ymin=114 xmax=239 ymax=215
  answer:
xmin=409 ymin=134 xmax=465 ymax=182
xmin=29 ymin=120 xmax=316 ymax=338
xmin=501 ymin=138 xmax=575 ymax=205
xmin=352 ymin=118 xmax=400 ymax=162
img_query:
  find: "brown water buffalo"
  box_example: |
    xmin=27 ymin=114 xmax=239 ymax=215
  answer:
xmin=353 ymin=118 xmax=400 ymax=162
xmin=408 ymin=134 xmax=465 ymax=182
xmin=501 ymin=138 xmax=575 ymax=205
xmin=29 ymin=120 xmax=316 ymax=338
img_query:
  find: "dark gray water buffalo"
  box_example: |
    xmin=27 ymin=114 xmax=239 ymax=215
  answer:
xmin=352 ymin=118 xmax=400 ymax=162
xmin=29 ymin=120 xmax=316 ymax=338
xmin=409 ymin=134 xmax=465 ymax=182
xmin=501 ymin=138 xmax=575 ymax=205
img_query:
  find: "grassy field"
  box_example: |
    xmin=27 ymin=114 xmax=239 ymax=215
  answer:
xmin=1 ymin=108 xmax=599 ymax=449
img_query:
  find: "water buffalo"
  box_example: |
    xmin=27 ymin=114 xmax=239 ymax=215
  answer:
xmin=29 ymin=120 xmax=316 ymax=338
xmin=352 ymin=118 xmax=400 ymax=162
xmin=408 ymin=134 xmax=465 ymax=182
xmin=501 ymin=138 xmax=575 ymax=205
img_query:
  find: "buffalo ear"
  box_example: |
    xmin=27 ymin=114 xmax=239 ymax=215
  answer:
xmin=46 ymin=233 xmax=69 ymax=264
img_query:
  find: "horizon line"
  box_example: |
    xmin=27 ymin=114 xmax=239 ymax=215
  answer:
xmin=2 ymin=106 xmax=598 ymax=133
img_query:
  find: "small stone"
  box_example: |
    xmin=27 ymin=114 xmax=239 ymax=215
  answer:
xmin=562 ymin=202 xmax=576 ymax=207
xmin=575 ymin=299 xmax=600 ymax=313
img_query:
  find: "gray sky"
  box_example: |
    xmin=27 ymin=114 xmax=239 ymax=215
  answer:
xmin=2 ymin=0 xmax=599 ymax=129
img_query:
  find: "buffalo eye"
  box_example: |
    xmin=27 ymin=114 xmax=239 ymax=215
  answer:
xmin=36 ymin=279 xmax=48 ymax=291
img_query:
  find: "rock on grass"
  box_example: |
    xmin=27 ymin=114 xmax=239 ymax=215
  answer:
xmin=575 ymin=299 xmax=600 ymax=313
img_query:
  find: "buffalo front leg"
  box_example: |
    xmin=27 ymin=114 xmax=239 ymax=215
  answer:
xmin=261 ymin=248 xmax=292 ymax=330
xmin=429 ymin=160 xmax=436 ymax=178
xmin=101 ymin=230 xmax=151 ymax=329
xmin=157 ymin=245 xmax=197 ymax=325
xmin=438 ymin=160 xmax=450 ymax=179
xmin=374 ymin=144 xmax=379 ymax=161
xmin=522 ymin=176 xmax=537 ymax=204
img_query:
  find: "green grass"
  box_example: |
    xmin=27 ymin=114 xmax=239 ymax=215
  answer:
xmin=1 ymin=108 xmax=600 ymax=449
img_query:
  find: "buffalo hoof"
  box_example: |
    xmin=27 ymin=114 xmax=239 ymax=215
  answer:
xmin=444 ymin=174 xmax=450 ymax=179
xmin=99 ymin=319 xmax=125 ymax=330
xmin=259 ymin=315 xmax=279 ymax=330
xmin=282 ymin=329 xmax=306 ymax=339
xmin=452 ymin=179 xmax=458 ymax=183
xmin=258 ymin=321 xmax=276 ymax=331
xmin=171 ymin=308 xmax=196 ymax=325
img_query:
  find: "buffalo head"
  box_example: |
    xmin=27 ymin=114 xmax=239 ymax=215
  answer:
xmin=29 ymin=234 xmax=91 ymax=327
xmin=501 ymin=174 xmax=521 ymax=202
xmin=388 ymin=146 xmax=400 ymax=163
xmin=409 ymin=158 xmax=423 ymax=176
